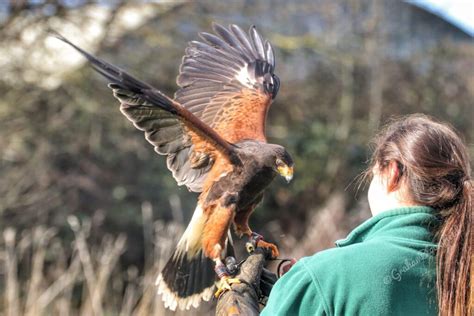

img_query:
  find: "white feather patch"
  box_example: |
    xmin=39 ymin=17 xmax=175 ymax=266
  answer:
xmin=156 ymin=273 xmax=214 ymax=311
xmin=176 ymin=204 xmax=206 ymax=258
xmin=235 ymin=63 xmax=255 ymax=88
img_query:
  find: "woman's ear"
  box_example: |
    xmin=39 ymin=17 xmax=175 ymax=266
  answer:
xmin=386 ymin=160 xmax=401 ymax=193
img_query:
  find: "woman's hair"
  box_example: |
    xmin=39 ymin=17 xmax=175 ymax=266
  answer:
xmin=368 ymin=114 xmax=472 ymax=316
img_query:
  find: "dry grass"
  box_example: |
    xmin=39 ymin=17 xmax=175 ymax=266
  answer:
xmin=0 ymin=193 xmax=365 ymax=316
xmin=0 ymin=213 xmax=209 ymax=316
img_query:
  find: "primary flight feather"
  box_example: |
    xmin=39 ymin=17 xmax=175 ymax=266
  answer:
xmin=53 ymin=23 xmax=294 ymax=311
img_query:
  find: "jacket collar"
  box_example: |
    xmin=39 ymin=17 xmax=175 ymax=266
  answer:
xmin=335 ymin=206 xmax=438 ymax=247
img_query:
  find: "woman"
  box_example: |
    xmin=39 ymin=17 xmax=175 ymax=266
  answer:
xmin=259 ymin=114 xmax=472 ymax=315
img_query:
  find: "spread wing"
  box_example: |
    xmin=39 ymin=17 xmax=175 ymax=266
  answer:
xmin=53 ymin=32 xmax=239 ymax=193
xmin=175 ymin=23 xmax=279 ymax=144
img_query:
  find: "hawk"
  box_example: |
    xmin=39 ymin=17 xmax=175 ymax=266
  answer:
xmin=54 ymin=23 xmax=294 ymax=311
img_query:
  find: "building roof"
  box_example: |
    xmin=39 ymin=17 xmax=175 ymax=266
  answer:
xmin=407 ymin=0 xmax=474 ymax=37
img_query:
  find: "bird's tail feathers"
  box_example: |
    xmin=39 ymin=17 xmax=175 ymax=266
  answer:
xmin=156 ymin=204 xmax=233 ymax=310
xmin=156 ymin=205 xmax=212 ymax=310
xmin=156 ymin=249 xmax=215 ymax=311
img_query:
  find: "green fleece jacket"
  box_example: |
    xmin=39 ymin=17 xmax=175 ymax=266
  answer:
xmin=261 ymin=206 xmax=439 ymax=316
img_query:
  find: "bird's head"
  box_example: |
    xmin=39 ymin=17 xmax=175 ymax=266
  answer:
xmin=270 ymin=145 xmax=294 ymax=183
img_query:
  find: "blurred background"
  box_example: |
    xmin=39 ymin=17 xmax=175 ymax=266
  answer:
xmin=0 ymin=0 xmax=472 ymax=315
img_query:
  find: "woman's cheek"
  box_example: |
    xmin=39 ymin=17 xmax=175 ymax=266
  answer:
xmin=368 ymin=175 xmax=385 ymax=213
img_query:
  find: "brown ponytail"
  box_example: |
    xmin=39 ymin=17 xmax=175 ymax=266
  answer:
xmin=368 ymin=114 xmax=472 ymax=316
xmin=436 ymin=178 xmax=472 ymax=316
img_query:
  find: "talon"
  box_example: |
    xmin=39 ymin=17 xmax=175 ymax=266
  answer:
xmin=214 ymin=277 xmax=241 ymax=298
xmin=257 ymin=240 xmax=280 ymax=259
xmin=246 ymin=232 xmax=279 ymax=258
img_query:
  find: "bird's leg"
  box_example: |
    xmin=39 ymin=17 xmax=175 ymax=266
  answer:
xmin=245 ymin=232 xmax=280 ymax=259
xmin=213 ymin=257 xmax=241 ymax=298
xmin=202 ymin=204 xmax=233 ymax=259
xmin=234 ymin=206 xmax=280 ymax=258
xmin=201 ymin=202 xmax=242 ymax=298
xmin=233 ymin=221 xmax=252 ymax=239
xmin=234 ymin=210 xmax=280 ymax=259
xmin=233 ymin=205 xmax=255 ymax=238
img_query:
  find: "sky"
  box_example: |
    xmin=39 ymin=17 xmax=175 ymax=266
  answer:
xmin=407 ymin=0 xmax=474 ymax=36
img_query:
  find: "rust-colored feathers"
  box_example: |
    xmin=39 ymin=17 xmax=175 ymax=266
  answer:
xmin=52 ymin=23 xmax=282 ymax=311
xmin=176 ymin=23 xmax=276 ymax=143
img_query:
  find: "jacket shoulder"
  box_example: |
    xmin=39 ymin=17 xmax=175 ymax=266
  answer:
xmin=301 ymin=238 xmax=437 ymax=315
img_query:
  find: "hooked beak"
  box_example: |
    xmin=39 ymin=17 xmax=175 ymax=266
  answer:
xmin=277 ymin=165 xmax=294 ymax=183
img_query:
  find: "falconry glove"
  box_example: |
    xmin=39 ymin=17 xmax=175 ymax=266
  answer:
xmin=216 ymin=247 xmax=277 ymax=316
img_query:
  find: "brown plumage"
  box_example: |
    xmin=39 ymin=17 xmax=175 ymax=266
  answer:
xmin=53 ymin=23 xmax=294 ymax=311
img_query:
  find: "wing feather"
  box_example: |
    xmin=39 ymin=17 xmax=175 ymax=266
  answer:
xmin=199 ymin=32 xmax=233 ymax=50
xmin=250 ymin=26 xmax=266 ymax=60
xmin=175 ymin=23 xmax=279 ymax=143
xmin=185 ymin=44 xmax=244 ymax=70
xmin=52 ymin=24 xmax=278 ymax=189
xmin=185 ymin=41 xmax=247 ymax=73
xmin=52 ymin=31 xmax=239 ymax=192
xmin=265 ymin=41 xmax=275 ymax=68
xmin=209 ymin=26 xmax=242 ymax=51
xmin=230 ymin=24 xmax=259 ymax=60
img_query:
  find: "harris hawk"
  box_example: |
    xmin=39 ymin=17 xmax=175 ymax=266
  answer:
xmin=53 ymin=23 xmax=294 ymax=311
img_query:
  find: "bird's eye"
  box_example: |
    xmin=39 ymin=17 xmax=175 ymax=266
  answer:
xmin=276 ymin=158 xmax=283 ymax=166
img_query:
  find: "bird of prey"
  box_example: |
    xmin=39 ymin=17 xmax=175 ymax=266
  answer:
xmin=54 ymin=23 xmax=294 ymax=311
